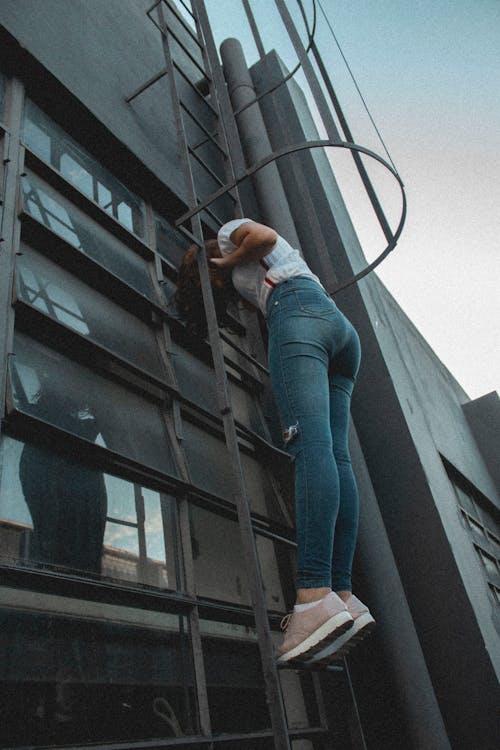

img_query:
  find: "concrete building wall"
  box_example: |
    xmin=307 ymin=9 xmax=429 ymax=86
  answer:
xmin=0 ymin=0 xmax=185 ymax=200
xmin=1 ymin=2 xmax=498 ymax=748
xmin=250 ymin=49 xmax=500 ymax=750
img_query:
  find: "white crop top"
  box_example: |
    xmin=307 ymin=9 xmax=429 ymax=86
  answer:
xmin=217 ymin=218 xmax=322 ymax=315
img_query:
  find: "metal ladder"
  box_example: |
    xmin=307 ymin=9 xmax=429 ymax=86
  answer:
xmin=146 ymin=1 xmax=292 ymax=747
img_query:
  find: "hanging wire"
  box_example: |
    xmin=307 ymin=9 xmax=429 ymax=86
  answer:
xmin=315 ymin=0 xmax=399 ymax=174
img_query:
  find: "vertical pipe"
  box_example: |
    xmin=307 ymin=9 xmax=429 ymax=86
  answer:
xmin=220 ymin=37 xmax=301 ymax=249
xmin=349 ymin=427 xmax=452 ymax=750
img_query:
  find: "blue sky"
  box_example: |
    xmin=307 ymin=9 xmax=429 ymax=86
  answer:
xmin=201 ymin=0 xmax=499 ymax=399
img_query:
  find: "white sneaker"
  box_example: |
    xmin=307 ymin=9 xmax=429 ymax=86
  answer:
xmin=276 ymin=592 xmax=354 ymax=664
xmin=304 ymin=594 xmax=375 ymax=666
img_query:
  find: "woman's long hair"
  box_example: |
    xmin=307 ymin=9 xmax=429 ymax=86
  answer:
xmin=173 ymin=239 xmax=237 ymax=337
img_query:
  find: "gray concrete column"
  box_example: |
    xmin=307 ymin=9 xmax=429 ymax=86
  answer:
xmin=220 ymin=37 xmax=301 ymax=249
xmin=350 ymin=425 xmax=452 ymax=750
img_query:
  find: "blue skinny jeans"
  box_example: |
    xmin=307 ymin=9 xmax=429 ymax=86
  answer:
xmin=267 ymin=277 xmax=361 ymax=590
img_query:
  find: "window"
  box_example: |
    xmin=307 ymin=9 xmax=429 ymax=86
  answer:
xmin=155 ymin=212 xmax=192 ymax=266
xmin=21 ymin=172 xmax=155 ymax=300
xmin=10 ymin=333 xmax=178 ymax=476
xmin=23 ymin=100 xmax=145 ymax=237
xmin=0 ymin=436 xmax=179 ymax=589
xmin=0 ymin=607 xmax=195 ymax=746
xmin=0 ymin=71 xmax=5 ymax=120
xmin=199 ymin=619 xmax=270 ymax=735
xmin=189 ymin=503 xmax=290 ymax=610
xmin=16 ymin=244 xmax=166 ymax=380
xmin=446 ymin=461 xmax=500 ymax=603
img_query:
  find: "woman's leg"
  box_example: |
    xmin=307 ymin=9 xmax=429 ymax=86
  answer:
xmin=328 ymin=323 xmax=361 ymax=594
xmin=268 ymin=306 xmax=341 ymax=595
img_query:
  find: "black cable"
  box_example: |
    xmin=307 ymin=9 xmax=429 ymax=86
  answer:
xmin=316 ymin=0 xmax=399 ymax=174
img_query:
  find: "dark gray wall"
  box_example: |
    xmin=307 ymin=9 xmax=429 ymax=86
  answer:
xmin=0 ymin=0 xmax=185 ymax=202
xmin=463 ymin=391 xmax=500 ymax=496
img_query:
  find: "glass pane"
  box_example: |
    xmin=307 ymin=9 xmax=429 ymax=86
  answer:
xmin=190 ymin=504 xmax=291 ymax=610
xmin=477 ymin=549 xmax=500 ymax=586
xmin=10 ymin=333 xmax=178 ymax=476
xmin=0 ymin=72 xmax=5 ymax=119
xmin=0 ymin=134 xmax=4 ymax=211
xmin=170 ymin=340 xmax=217 ymax=412
xmin=229 ymin=378 xmax=268 ymax=438
xmin=199 ymin=619 xmax=270 ymax=735
xmin=255 ymin=534 xmax=290 ymax=612
xmin=16 ymin=244 xmax=165 ymax=379
xmin=478 ymin=503 xmax=500 ymax=542
xmin=454 ymin=485 xmax=476 ymax=516
xmin=467 ymin=515 xmax=486 ymax=545
xmin=0 ymin=607 xmax=196 ymax=746
xmin=171 ymin=339 xmax=266 ymax=435
xmin=182 ymin=418 xmax=291 ymax=524
xmin=190 ymin=504 xmax=251 ymax=606
xmin=182 ymin=419 xmax=234 ymax=500
xmin=0 ymin=436 xmax=179 ymax=589
xmin=155 ymin=214 xmax=192 ymax=267
xmin=241 ymin=450 xmax=290 ymax=523
xmin=21 ymin=171 xmax=155 ymax=300
xmin=23 ymin=99 xmax=145 ymax=236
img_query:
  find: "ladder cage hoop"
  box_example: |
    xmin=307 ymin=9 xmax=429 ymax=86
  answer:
xmin=175 ymin=139 xmax=407 ymax=293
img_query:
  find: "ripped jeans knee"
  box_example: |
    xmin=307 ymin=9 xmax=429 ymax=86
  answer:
xmin=282 ymin=421 xmax=299 ymax=448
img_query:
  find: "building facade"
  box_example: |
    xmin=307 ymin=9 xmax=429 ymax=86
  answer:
xmin=0 ymin=2 xmax=498 ymax=749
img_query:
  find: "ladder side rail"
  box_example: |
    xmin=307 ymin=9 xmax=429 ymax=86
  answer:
xmin=310 ymin=39 xmax=394 ymax=242
xmin=156 ymin=3 xmax=215 ymax=737
xmin=174 ymin=2 xmax=292 ymax=748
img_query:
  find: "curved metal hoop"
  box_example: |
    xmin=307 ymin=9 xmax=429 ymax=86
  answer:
xmin=176 ymin=139 xmax=407 ymax=294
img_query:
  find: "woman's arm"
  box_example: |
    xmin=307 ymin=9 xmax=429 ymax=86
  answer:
xmin=211 ymin=221 xmax=277 ymax=269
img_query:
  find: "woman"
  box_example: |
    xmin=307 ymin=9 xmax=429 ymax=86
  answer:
xmin=175 ymin=218 xmax=374 ymax=664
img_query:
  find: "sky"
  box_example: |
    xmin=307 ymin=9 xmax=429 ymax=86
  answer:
xmin=199 ymin=0 xmax=499 ymax=400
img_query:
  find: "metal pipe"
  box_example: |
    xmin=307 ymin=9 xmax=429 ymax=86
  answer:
xmin=349 ymin=427 xmax=452 ymax=750
xmin=219 ymin=37 xmax=301 ymax=248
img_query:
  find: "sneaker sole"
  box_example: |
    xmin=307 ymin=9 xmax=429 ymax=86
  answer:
xmin=306 ymin=612 xmax=376 ymax=667
xmin=277 ymin=610 xmax=354 ymax=664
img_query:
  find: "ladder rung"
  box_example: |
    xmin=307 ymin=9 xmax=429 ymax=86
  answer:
xmin=220 ymin=331 xmax=269 ymax=376
xmin=174 ymin=61 xmax=218 ymax=116
xmin=162 ymin=19 xmax=210 ymax=81
xmin=188 ymin=146 xmax=228 ymax=190
xmin=199 ymin=202 xmax=229 ymax=227
xmin=160 ymin=0 xmax=202 ymax=48
xmin=180 ymin=102 xmax=228 ymax=157
xmin=174 ymin=0 xmax=195 ymax=20
xmin=125 ymin=67 xmax=167 ymax=103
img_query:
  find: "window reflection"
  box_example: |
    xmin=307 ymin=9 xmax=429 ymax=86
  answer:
xmin=18 ymin=249 xmax=90 ymax=335
xmin=21 ymin=172 xmax=154 ymax=300
xmin=0 ymin=608 xmax=194 ymax=746
xmin=23 ymin=99 xmax=145 ymax=236
xmin=11 ymin=333 xmax=178 ymax=475
xmin=16 ymin=245 xmax=165 ymax=378
xmin=0 ymin=436 xmax=178 ymax=589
